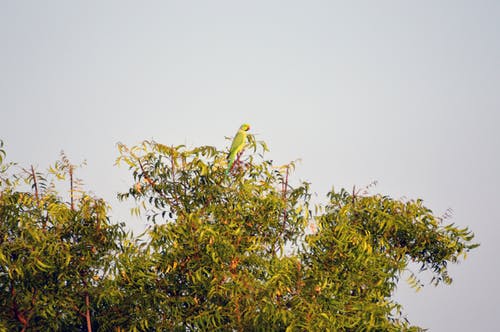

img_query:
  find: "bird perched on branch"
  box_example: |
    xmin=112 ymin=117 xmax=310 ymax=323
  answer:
xmin=226 ymin=123 xmax=250 ymax=175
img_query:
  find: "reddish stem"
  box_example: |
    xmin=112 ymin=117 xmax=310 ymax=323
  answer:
xmin=30 ymin=165 xmax=39 ymax=203
xmin=85 ymin=293 xmax=92 ymax=332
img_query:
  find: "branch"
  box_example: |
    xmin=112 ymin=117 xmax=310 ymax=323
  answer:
xmin=229 ymin=149 xmax=245 ymax=175
xmin=10 ymin=281 xmax=29 ymax=331
xmin=85 ymin=293 xmax=92 ymax=332
xmin=72 ymin=304 xmax=87 ymax=318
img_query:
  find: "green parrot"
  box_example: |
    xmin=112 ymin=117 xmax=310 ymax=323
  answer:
xmin=226 ymin=123 xmax=251 ymax=175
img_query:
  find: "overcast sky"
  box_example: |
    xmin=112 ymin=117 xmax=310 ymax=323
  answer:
xmin=1 ymin=1 xmax=499 ymax=330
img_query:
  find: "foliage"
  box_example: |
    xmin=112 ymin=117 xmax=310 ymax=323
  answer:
xmin=301 ymin=188 xmax=476 ymax=330
xmin=112 ymin=138 xmax=477 ymax=331
xmin=0 ymin=138 xmax=478 ymax=331
xmin=0 ymin=147 xmax=126 ymax=331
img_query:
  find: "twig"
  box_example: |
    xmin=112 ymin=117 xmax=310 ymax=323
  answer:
xmin=273 ymin=166 xmax=290 ymax=256
xmin=352 ymin=185 xmax=357 ymax=205
xmin=170 ymin=149 xmax=181 ymax=208
xmin=30 ymin=165 xmax=39 ymax=203
xmin=29 ymin=165 xmax=48 ymax=230
xmin=281 ymin=166 xmax=289 ymax=230
xmin=70 ymin=165 xmax=74 ymax=211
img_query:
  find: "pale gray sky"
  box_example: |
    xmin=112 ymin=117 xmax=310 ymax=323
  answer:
xmin=1 ymin=1 xmax=499 ymax=330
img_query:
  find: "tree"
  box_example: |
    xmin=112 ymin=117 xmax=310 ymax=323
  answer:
xmin=0 ymin=145 xmax=126 ymax=331
xmin=0 ymin=138 xmax=478 ymax=331
xmin=111 ymin=138 xmax=477 ymax=331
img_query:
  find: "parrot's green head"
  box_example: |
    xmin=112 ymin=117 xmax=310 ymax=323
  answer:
xmin=240 ymin=124 xmax=251 ymax=131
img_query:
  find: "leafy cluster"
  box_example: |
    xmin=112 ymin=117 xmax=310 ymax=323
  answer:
xmin=0 ymin=150 xmax=125 ymax=331
xmin=0 ymin=138 xmax=477 ymax=331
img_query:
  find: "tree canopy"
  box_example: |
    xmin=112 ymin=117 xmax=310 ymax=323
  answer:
xmin=0 ymin=138 xmax=477 ymax=331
